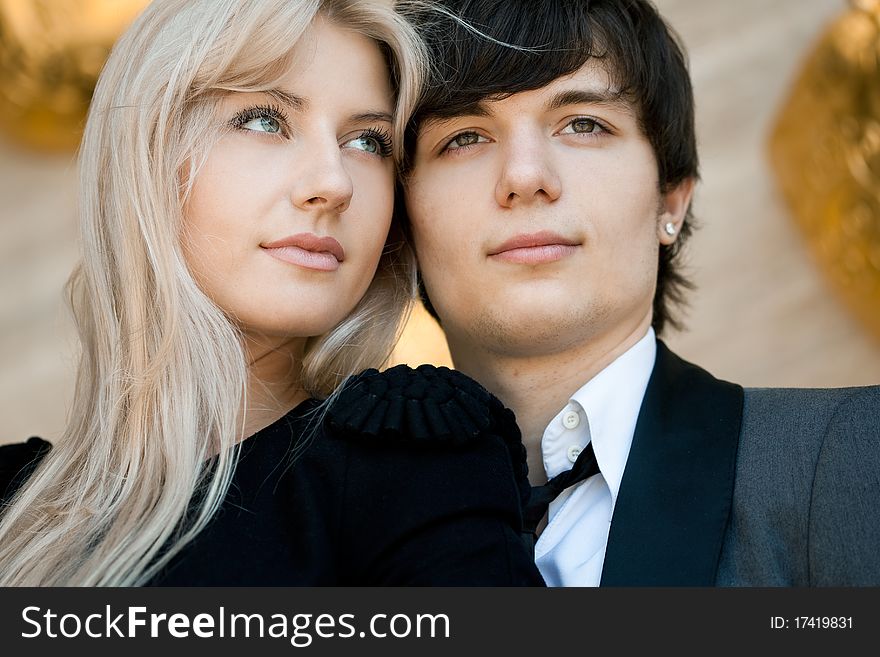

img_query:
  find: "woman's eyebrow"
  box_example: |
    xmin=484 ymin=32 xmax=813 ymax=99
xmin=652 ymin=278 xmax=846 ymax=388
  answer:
xmin=348 ymin=111 xmax=393 ymax=124
xmin=263 ymin=88 xmax=307 ymax=111
xmin=254 ymin=89 xmax=391 ymax=124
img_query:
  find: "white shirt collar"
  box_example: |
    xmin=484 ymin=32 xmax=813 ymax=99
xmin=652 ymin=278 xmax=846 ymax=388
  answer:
xmin=540 ymin=327 xmax=656 ymax=509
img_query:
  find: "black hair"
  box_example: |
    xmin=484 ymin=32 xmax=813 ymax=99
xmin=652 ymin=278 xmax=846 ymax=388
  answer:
xmin=400 ymin=0 xmax=698 ymax=334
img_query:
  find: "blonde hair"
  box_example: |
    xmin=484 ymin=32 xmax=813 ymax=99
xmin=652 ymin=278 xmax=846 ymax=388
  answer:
xmin=0 ymin=0 xmax=424 ymax=586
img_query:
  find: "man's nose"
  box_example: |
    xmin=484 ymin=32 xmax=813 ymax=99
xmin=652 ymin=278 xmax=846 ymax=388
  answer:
xmin=494 ymin=134 xmax=562 ymax=208
xmin=291 ymin=141 xmax=353 ymax=214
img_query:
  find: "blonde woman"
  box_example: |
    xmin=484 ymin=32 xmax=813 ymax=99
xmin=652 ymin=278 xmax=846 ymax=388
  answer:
xmin=0 ymin=0 xmax=542 ymax=586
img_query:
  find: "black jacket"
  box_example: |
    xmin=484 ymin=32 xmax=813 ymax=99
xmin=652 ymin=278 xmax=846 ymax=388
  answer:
xmin=0 ymin=365 xmax=544 ymax=586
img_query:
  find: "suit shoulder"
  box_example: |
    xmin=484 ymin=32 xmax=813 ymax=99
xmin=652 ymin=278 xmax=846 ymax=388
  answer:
xmin=808 ymin=385 xmax=880 ymax=585
xmin=742 ymin=385 xmax=878 ymax=432
xmin=734 ymin=386 xmax=874 ymax=503
xmin=742 ymin=384 xmax=871 ymax=405
xmin=814 ymin=384 xmax=880 ymax=466
xmin=826 ymin=385 xmax=880 ymax=424
xmin=724 ymin=386 xmax=879 ymax=584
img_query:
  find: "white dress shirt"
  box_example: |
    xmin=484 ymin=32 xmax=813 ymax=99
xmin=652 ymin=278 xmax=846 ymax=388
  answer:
xmin=534 ymin=328 xmax=657 ymax=587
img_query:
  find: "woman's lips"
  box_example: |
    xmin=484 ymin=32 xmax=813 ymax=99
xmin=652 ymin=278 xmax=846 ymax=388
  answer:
xmin=488 ymin=231 xmax=580 ymax=265
xmin=261 ymin=233 xmax=345 ymax=272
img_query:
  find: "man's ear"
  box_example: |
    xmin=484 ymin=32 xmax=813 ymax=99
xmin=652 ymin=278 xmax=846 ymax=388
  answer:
xmin=657 ymin=177 xmax=696 ymax=245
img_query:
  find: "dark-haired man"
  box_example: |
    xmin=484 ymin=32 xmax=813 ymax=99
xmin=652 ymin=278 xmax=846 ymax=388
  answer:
xmin=401 ymin=0 xmax=880 ymax=586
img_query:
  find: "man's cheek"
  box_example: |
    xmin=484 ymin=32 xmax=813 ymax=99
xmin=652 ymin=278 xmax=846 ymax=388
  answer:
xmin=415 ymin=228 xmax=447 ymax=268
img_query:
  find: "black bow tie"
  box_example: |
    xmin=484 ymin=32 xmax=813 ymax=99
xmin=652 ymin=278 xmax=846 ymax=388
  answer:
xmin=522 ymin=442 xmax=600 ymax=552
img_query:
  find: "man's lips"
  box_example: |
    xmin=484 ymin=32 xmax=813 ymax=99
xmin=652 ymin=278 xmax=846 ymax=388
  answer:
xmin=488 ymin=231 xmax=580 ymax=265
xmin=261 ymin=233 xmax=345 ymax=272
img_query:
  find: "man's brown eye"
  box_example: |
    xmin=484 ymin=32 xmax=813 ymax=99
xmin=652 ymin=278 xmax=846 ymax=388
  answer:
xmin=571 ymin=119 xmax=598 ymax=133
xmin=453 ymin=133 xmax=480 ymax=147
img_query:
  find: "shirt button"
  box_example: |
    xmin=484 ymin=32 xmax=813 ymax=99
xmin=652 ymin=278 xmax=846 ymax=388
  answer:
xmin=562 ymin=410 xmax=580 ymax=430
xmin=566 ymin=445 xmax=582 ymax=463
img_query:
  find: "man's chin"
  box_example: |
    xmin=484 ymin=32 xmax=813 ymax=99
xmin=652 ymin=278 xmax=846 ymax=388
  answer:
xmin=447 ymin=303 xmax=606 ymax=358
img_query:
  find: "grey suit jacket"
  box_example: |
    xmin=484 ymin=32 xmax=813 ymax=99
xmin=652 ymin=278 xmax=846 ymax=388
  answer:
xmin=716 ymin=385 xmax=880 ymax=585
xmin=599 ymin=341 xmax=880 ymax=586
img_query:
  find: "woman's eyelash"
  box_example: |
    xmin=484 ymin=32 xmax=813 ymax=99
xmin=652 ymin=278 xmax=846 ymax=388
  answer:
xmin=228 ymin=103 xmax=290 ymax=135
xmin=226 ymin=107 xmax=392 ymax=157
xmin=359 ymin=126 xmax=394 ymax=157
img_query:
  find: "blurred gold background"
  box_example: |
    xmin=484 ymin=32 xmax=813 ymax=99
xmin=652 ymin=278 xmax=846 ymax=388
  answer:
xmin=0 ymin=0 xmax=146 ymax=151
xmin=768 ymin=0 xmax=880 ymax=342
xmin=1 ymin=0 xmax=879 ymax=445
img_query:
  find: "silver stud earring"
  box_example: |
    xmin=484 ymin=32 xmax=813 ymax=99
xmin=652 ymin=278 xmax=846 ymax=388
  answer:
xmin=664 ymin=222 xmax=676 ymax=236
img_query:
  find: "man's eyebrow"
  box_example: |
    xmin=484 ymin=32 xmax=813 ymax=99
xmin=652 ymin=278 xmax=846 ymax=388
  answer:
xmin=545 ymin=89 xmax=633 ymax=114
xmin=420 ymin=102 xmax=493 ymax=132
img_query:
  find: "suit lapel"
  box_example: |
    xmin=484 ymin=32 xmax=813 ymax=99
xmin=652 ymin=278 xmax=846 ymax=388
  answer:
xmin=600 ymin=341 xmax=743 ymax=586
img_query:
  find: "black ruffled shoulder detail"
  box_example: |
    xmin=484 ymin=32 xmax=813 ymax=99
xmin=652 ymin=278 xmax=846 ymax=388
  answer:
xmin=0 ymin=436 xmax=52 ymax=502
xmin=325 ymin=364 xmax=530 ymax=503
xmin=327 ymin=364 xmax=497 ymax=444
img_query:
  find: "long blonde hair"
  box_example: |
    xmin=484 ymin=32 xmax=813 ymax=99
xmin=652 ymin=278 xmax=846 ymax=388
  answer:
xmin=0 ymin=0 xmax=424 ymax=586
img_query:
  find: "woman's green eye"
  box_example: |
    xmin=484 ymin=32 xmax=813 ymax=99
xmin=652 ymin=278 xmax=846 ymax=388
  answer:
xmin=242 ymin=116 xmax=282 ymax=133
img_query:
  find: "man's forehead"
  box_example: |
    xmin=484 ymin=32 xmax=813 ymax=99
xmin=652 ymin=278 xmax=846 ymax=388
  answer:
xmin=418 ymin=61 xmax=635 ymax=132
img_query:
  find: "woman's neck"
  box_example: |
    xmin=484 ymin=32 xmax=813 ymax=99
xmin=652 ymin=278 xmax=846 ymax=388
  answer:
xmin=241 ymin=334 xmax=310 ymax=440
